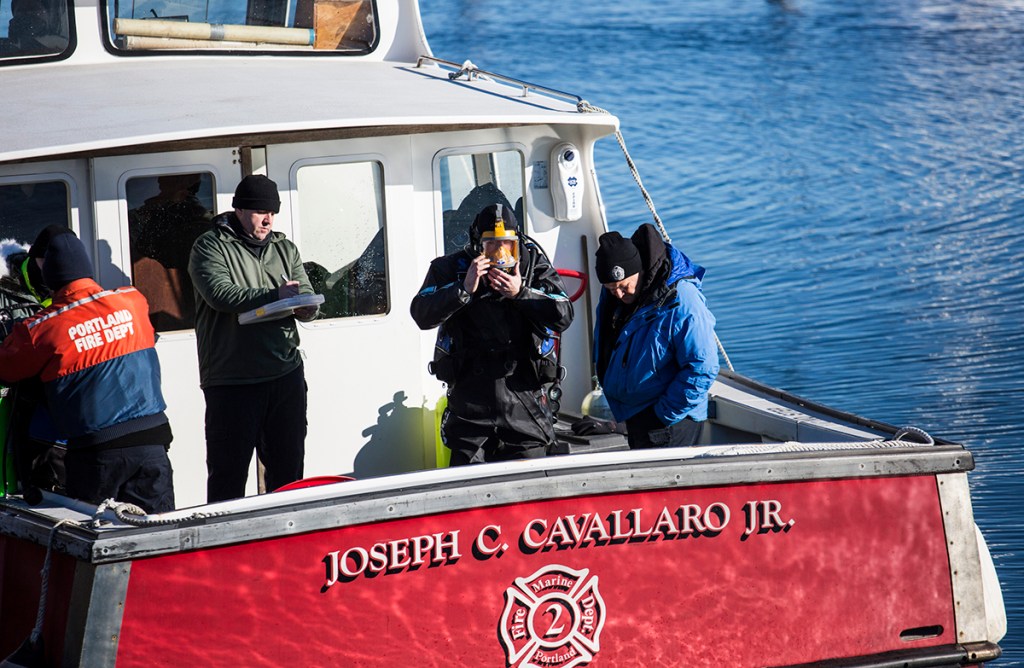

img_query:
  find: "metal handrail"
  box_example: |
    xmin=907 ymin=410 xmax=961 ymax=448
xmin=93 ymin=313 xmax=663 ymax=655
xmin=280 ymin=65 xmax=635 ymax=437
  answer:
xmin=416 ymin=55 xmax=584 ymax=106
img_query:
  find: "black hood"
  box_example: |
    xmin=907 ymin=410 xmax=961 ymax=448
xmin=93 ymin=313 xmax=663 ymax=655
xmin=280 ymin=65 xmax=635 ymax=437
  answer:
xmin=469 ymin=202 xmax=519 ymax=251
xmin=631 ymin=223 xmax=671 ymax=303
xmin=453 ymin=183 xmax=515 ymax=252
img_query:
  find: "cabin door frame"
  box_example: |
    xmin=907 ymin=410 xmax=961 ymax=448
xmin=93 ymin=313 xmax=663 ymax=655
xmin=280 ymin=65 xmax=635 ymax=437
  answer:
xmin=91 ymin=149 xmax=242 ymax=507
xmin=264 ymin=136 xmax=437 ymax=478
xmin=91 ymin=149 xmax=242 ymax=291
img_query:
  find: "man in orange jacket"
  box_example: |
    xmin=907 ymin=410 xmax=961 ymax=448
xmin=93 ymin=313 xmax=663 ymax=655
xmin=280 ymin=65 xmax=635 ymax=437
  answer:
xmin=0 ymin=232 xmax=174 ymax=513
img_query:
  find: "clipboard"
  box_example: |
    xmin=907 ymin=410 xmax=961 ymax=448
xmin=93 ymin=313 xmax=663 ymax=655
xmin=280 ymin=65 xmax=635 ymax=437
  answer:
xmin=238 ymin=294 xmax=324 ymax=325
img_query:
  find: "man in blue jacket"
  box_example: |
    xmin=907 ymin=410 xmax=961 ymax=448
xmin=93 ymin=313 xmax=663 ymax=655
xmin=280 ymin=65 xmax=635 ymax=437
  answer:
xmin=591 ymin=223 xmax=719 ymax=448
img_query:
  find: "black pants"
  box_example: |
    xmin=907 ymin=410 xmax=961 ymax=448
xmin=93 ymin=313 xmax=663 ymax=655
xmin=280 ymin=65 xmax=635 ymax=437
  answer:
xmin=64 ymin=443 xmax=175 ymax=514
xmin=442 ymin=375 xmax=554 ymax=466
xmin=204 ymin=365 xmax=307 ymax=502
xmin=626 ymin=414 xmax=703 ymax=449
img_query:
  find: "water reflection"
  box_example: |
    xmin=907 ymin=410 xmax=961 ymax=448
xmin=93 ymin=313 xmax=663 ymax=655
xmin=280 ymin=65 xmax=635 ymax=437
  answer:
xmin=424 ymin=0 xmax=1024 ymax=662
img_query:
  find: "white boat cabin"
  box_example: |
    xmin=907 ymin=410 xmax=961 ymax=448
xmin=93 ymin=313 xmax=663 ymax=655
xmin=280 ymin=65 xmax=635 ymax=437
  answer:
xmin=0 ymin=0 xmax=624 ymax=508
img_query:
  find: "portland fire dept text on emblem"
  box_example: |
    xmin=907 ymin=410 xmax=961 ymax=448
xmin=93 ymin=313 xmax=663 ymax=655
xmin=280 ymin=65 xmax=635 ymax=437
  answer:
xmin=499 ymin=565 xmax=606 ymax=668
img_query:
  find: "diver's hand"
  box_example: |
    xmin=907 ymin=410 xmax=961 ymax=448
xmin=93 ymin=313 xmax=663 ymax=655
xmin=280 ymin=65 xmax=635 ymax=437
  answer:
xmin=488 ymin=263 xmax=522 ymax=298
xmin=464 ymin=254 xmax=490 ymax=295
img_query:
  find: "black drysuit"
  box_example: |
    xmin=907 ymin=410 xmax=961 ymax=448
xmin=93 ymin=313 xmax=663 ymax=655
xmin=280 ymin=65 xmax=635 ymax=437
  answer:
xmin=411 ymin=243 xmax=573 ymax=465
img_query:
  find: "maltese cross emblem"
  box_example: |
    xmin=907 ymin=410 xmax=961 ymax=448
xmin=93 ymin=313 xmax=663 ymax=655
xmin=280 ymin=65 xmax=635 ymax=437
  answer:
xmin=498 ymin=565 xmax=606 ymax=668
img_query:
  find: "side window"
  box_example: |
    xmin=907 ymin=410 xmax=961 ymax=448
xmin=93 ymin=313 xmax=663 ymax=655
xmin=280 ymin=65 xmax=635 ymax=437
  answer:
xmin=0 ymin=179 xmax=70 ymax=245
xmin=0 ymin=0 xmax=71 ymax=61
xmin=106 ymin=0 xmax=377 ymax=54
xmin=126 ymin=172 xmax=215 ymax=332
xmin=438 ymin=149 xmax=524 ymax=255
xmin=296 ymin=161 xmax=388 ymax=319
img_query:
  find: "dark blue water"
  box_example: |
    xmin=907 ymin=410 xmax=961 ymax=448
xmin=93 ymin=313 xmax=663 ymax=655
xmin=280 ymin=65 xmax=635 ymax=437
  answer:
xmin=424 ymin=0 xmax=1024 ymax=662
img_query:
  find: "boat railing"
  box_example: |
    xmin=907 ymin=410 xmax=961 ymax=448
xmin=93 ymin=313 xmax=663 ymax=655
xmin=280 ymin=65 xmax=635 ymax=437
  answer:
xmin=416 ymin=55 xmax=586 ymax=108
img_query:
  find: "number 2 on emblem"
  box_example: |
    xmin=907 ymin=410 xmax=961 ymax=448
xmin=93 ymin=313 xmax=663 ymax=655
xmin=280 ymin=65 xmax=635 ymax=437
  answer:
xmin=543 ymin=603 xmax=566 ymax=637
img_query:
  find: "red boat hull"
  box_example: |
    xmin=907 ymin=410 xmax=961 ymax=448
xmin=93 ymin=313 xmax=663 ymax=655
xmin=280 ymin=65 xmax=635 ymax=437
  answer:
xmin=107 ymin=476 xmax=953 ymax=666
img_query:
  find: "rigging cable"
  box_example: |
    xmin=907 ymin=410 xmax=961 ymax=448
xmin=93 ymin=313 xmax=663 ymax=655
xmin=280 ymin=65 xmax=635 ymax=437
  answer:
xmin=577 ymin=100 xmax=734 ymax=372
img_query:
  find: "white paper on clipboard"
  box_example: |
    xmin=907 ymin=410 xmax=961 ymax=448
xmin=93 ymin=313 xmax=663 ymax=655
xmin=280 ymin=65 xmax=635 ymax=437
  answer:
xmin=238 ymin=294 xmax=324 ymax=325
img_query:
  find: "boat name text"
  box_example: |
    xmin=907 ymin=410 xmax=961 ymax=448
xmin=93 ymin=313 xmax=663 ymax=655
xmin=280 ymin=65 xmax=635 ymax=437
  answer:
xmin=321 ymin=499 xmax=792 ymax=590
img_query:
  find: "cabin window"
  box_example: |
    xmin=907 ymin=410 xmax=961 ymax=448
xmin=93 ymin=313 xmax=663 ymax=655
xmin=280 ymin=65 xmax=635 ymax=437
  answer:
xmin=295 ymin=160 xmax=387 ymax=319
xmin=0 ymin=179 xmax=71 ymax=248
xmin=104 ymin=0 xmax=377 ymax=54
xmin=438 ymin=150 xmax=525 ymax=255
xmin=126 ymin=172 xmax=215 ymax=332
xmin=0 ymin=0 xmax=72 ymax=62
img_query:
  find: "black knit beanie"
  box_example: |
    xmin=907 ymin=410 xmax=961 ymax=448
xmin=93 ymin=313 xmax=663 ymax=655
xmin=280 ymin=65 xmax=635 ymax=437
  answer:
xmin=42 ymin=232 xmax=93 ymax=290
xmin=29 ymin=224 xmax=75 ymax=259
xmin=232 ymin=175 xmax=281 ymax=213
xmin=595 ymin=231 xmax=642 ymax=284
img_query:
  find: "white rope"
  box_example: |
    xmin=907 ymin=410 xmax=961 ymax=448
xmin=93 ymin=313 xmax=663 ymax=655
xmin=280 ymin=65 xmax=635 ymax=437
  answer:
xmin=577 ymin=100 xmax=735 ymax=371
xmin=893 ymin=426 xmax=935 ymax=445
xmin=13 ymin=495 xmax=237 ymax=655
xmin=30 ymin=518 xmax=75 ymax=645
xmin=93 ymin=497 xmax=227 ymax=527
xmin=714 ymin=334 xmax=734 ymax=373
xmin=577 ymin=101 xmax=672 ymax=243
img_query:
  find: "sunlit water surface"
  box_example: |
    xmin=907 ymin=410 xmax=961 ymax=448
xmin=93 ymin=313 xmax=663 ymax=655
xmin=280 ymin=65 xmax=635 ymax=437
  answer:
xmin=424 ymin=0 xmax=1024 ymax=662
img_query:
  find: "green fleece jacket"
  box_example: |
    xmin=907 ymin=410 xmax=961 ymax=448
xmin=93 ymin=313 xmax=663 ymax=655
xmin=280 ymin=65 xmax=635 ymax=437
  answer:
xmin=188 ymin=214 xmax=316 ymax=388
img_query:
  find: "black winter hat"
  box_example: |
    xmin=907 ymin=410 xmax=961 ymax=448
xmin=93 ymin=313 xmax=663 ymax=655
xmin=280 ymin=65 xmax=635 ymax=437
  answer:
xmin=232 ymin=175 xmax=281 ymax=213
xmin=595 ymin=231 xmax=642 ymax=284
xmin=42 ymin=232 xmax=93 ymax=290
xmin=29 ymin=224 xmax=75 ymax=259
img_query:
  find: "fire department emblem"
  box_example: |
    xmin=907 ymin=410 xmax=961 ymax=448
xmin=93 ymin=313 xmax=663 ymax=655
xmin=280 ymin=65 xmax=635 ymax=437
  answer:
xmin=498 ymin=565 xmax=606 ymax=668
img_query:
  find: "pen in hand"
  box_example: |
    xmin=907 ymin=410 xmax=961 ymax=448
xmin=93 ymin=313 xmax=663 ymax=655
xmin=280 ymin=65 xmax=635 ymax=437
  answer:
xmin=279 ymin=272 xmax=317 ymax=319
xmin=278 ymin=272 xmax=301 ymax=299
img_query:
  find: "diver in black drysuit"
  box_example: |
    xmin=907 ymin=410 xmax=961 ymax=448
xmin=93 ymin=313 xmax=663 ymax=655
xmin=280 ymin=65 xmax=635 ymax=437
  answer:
xmin=411 ymin=204 xmax=573 ymax=465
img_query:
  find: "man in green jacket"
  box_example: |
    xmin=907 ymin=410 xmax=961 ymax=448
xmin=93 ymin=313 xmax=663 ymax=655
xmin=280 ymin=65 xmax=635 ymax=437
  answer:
xmin=189 ymin=175 xmax=318 ymax=502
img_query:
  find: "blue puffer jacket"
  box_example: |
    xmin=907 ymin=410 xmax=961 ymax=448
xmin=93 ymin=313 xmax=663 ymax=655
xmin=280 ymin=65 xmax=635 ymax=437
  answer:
xmin=594 ymin=235 xmax=719 ymax=424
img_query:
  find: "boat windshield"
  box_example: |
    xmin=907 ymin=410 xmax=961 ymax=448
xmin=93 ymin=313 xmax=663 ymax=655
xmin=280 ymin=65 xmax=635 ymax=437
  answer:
xmin=0 ymin=0 xmax=72 ymax=61
xmin=105 ymin=0 xmax=377 ymax=54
